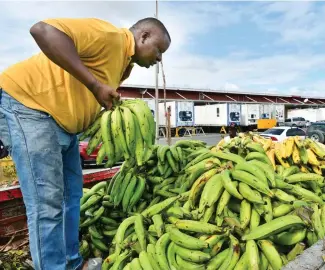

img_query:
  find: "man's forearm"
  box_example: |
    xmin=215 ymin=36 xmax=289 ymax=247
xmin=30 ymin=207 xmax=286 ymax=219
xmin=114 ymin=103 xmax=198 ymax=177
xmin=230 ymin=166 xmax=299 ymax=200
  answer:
xmin=30 ymin=21 xmax=98 ymax=92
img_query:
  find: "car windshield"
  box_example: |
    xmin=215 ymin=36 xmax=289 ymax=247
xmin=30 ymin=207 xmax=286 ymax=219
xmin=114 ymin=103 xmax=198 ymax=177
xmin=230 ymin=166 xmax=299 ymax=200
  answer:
xmin=262 ymin=128 xmax=284 ymax=135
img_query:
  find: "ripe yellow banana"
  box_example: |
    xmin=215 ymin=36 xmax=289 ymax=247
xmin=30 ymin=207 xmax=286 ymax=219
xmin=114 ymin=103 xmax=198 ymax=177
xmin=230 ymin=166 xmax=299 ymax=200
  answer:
xmin=306 ymin=138 xmax=325 ymax=159
xmin=274 ymin=143 xmax=290 ymax=168
xmin=307 ymin=148 xmax=320 ymax=166
xmin=263 ymin=138 xmax=272 ymax=152
xmin=279 ymin=141 xmax=287 ymax=159
xmin=292 ymin=144 xmax=301 ymax=164
xmin=284 ymin=137 xmax=294 ymax=158
xmin=312 ymin=165 xmax=322 ymax=175
xmin=266 ymin=149 xmax=276 ymax=170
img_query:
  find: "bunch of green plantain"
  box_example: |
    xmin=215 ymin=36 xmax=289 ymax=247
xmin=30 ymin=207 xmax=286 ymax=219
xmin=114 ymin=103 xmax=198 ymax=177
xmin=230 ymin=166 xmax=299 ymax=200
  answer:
xmin=79 ymin=99 xmax=156 ymax=167
xmin=78 ymin=133 xmax=325 ymax=270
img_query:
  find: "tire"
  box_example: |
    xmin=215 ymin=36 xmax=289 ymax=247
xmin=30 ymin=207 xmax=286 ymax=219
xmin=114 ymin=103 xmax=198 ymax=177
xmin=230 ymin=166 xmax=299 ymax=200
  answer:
xmin=309 ymin=131 xmax=325 ymax=143
xmin=178 ymin=128 xmax=186 ymax=137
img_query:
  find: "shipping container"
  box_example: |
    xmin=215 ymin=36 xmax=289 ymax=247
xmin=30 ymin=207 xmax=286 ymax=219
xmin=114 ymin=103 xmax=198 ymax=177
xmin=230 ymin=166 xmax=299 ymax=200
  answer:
xmin=241 ymin=104 xmax=285 ymax=126
xmin=241 ymin=104 xmax=260 ymax=126
xmin=274 ymin=104 xmax=285 ymax=123
xmin=158 ymin=101 xmax=194 ymax=127
xmin=194 ymin=104 xmax=241 ymax=126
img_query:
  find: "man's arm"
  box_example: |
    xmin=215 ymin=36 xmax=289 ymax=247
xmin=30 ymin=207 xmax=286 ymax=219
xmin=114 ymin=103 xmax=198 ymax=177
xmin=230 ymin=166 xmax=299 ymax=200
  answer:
xmin=30 ymin=22 xmax=98 ymax=92
xmin=30 ymin=21 xmax=119 ymax=109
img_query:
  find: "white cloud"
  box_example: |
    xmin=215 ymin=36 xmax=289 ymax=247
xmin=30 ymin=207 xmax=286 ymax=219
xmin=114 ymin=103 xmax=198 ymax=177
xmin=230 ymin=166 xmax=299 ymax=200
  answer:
xmin=0 ymin=1 xmax=324 ymax=96
xmin=252 ymin=1 xmax=325 ymax=44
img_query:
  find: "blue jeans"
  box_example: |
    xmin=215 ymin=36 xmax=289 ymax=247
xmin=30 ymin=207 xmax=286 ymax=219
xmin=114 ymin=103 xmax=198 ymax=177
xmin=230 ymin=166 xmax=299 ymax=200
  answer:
xmin=0 ymin=89 xmax=83 ymax=270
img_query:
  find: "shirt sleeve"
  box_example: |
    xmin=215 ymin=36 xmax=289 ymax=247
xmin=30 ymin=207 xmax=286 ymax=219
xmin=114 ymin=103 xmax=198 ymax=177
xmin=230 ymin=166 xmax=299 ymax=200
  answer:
xmin=42 ymin=18 xmax=123 ymax=58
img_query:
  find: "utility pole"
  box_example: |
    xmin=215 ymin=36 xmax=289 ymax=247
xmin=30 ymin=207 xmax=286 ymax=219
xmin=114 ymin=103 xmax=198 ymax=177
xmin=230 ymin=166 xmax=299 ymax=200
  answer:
xmin=161 ymin=61 xmax=170 ymax=145
xmin=155 ymin=0 xmax=160 ymax=144
xmin=167 ymin=106 xmax=172 ymax=146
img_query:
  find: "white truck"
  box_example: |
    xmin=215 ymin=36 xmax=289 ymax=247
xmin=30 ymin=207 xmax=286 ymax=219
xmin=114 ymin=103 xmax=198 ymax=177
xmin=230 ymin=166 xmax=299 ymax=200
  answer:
xmin=287 ymin=108 xmax=325 ymax=123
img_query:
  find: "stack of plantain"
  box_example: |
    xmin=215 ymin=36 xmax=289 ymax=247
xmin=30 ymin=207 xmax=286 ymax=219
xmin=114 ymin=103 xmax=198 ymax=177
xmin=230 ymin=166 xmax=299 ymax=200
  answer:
xmin=79 ymin=118 xmax=325 ymax=269
xmin=79 ymin=99 xmax=156 ymax=167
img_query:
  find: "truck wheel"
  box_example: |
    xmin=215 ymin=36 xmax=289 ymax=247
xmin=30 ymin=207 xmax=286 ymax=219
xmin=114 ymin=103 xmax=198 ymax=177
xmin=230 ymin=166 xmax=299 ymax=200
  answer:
xmin=309 ymin=131 xmax=325 ymax=143
xmin=178 ymin=128 xmax=186 ymax=137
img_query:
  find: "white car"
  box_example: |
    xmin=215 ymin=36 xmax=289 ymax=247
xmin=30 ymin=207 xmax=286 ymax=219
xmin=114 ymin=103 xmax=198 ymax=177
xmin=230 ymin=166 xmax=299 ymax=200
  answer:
xmin=260 ymin=127 xmax=306 ymax=142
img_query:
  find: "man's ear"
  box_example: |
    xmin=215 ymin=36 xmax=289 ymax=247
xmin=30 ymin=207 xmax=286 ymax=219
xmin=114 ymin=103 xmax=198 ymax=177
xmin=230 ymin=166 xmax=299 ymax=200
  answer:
xmin=141 ymin=31 xmax=150 ymax=44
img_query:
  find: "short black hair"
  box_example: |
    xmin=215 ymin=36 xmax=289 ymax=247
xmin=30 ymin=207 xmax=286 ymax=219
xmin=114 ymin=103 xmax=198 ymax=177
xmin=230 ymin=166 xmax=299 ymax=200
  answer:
xmin=131 ymin=17 xmax=171 ymax=42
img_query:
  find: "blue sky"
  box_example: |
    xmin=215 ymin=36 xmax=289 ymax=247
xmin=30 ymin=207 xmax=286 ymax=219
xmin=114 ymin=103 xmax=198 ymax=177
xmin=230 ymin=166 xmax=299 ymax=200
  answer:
xmin=0 ymin=1 xmax=324 ymax=97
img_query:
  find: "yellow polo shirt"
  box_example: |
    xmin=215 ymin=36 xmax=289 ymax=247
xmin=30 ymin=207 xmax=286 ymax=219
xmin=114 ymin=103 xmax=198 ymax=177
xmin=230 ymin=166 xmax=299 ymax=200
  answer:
xmin=0 ymin=18 xmax=134 ymax=133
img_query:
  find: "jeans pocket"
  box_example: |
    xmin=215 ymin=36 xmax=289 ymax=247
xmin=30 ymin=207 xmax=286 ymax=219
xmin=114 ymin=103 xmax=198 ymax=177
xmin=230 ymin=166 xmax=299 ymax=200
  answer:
xmin=11 ymin=101 xmax=51 ymax=120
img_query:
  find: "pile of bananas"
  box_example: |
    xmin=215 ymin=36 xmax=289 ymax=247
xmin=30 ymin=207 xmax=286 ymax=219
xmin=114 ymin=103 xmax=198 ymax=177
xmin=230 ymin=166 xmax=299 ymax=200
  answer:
xmin=0 ymin=249 xmax=33 ymax=270
xmin=79 ymin=99 xmax=155 ymax=167
xmin=0 ymin=156 xmax=17 ymax=186
xmin=79 ymin=131 xmax=325 ymax=270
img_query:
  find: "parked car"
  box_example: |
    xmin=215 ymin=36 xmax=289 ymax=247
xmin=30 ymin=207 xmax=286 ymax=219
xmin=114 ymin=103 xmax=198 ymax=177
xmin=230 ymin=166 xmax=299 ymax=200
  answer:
xmin=282 ymin=117 xmax=307 ymax=128
xmin=79 ymin=138 xmax=107 ymax=168
xmin=306 ymin=122 xmax=325 ymax=143
xmin=260 ymin=127 xmax=306 ymax=142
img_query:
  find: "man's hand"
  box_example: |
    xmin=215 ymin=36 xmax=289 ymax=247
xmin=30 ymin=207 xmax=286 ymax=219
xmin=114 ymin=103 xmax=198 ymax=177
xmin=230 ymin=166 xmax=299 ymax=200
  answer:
xmin=91 ymin=81 xmax=120 ymax=110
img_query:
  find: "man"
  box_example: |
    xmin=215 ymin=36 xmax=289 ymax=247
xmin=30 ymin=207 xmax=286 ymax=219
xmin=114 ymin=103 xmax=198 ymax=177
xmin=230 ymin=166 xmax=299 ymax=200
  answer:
xmin=0 ymin=17 xmax=171 ymax=270
xmin=229 ymin=122 xmax=237 ymax=138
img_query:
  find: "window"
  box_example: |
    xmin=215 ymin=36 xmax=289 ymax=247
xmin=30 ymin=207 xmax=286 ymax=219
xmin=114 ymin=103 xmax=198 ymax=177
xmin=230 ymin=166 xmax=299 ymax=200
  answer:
xmin=319 ymin=124 xmax=325 ymax=132
xmin=262 ymin=129 xmax=284 ymax=135
xmin=293 ymin=117 xmax=305 ymax=121
xmin=311 ymin=124 xmax=325 ymax=132
xmin=216 ymin=108 xmax=220 ymax=117
xmin=286 ymin=128 xmax=306 ymax=137
xmin=285 ymin=119 xmax=291 ymax=122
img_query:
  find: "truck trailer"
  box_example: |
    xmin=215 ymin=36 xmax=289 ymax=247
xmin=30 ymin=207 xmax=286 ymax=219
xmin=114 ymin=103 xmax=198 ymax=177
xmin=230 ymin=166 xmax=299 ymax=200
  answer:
xmin=158 ymin=101 xmax=195 ymax=128
xmin=288 ymin=108 xmax=325 ymax=123
xmin=194 ymin=103 xmax=241 ymax=127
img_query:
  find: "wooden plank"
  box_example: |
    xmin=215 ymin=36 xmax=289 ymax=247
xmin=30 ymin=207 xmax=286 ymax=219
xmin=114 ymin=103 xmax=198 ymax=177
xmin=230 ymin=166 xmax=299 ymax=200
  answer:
xmin=0 ymin=167 xmax=120 ymax=202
